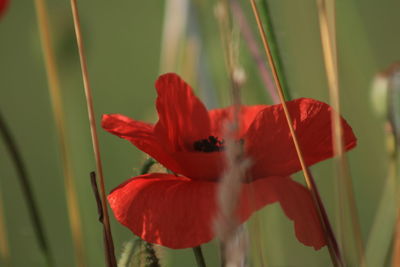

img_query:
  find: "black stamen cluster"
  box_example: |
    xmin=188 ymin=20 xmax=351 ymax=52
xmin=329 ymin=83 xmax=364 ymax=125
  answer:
xmin=193 ymin=136 xmax=225 ymax=153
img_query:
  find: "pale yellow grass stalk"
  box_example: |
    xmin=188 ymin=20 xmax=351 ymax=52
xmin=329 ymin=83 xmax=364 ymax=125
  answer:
xmin=159 ymin=0 xmax=201 ymax=88
xmin=33 ymin=0 xmax=86 ymax=266
xmin=316 ymin=0 xmax=365 ymax=265
xmin=181 ymin=37 xmax=200 ymax=87
xmin=159 ymin=0 xmax=189 ymax=73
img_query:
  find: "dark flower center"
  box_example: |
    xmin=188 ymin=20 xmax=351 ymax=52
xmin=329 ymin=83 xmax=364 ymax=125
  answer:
xmin=193 ymin=136 xmax=225 ymax=152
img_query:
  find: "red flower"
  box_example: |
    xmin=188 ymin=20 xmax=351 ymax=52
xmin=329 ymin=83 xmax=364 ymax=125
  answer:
xmin=0 ymin=0 xmax=9 ymax=18
xmin=102 ymin=73 xmax=356 ymax=250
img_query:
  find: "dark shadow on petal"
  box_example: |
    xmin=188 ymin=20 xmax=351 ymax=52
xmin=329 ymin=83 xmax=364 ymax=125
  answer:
xmin=154 ymin=73 xmax=211 ymax=152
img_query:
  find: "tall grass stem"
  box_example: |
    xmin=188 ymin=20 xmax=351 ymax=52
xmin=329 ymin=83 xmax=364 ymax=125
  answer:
xmin=249 ymin=0 xmax=343 ymax=265
xmin=69 ymin=0 xmax=117 ymax=266
xmin=229 ymin=0 xmax=278 ymax=104
xmin=316 ymin=0 xmax=365 ymax=265
xmin=258 ymin=0 xmax=291 ymax=100
xmin=33 ymin=0 xmax=86 ymax=265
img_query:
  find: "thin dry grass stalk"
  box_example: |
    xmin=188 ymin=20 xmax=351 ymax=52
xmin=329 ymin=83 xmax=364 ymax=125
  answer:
xmin=69 ymin=0 xmax=117 ymax=266
xmin=0 ymin=189 xmax=10 ymax=267
xmin=228 ymin=2 xmax=273 ymax=265
xmin=229 ymin=0 xmax=278 ymax=104
xmin=316 ymin=0 xmax=365 ymax=265
xmin=33 ymin=0 xmax=85 ymax=266
xmin=249 ymin=0 xmax=343 ymax=265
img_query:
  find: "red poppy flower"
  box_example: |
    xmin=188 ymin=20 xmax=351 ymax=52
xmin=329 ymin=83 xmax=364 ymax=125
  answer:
xmin=102 ymin=73 xmax=356 ymax=250
xmin=0 ymin=0 xmax=9 ymax=18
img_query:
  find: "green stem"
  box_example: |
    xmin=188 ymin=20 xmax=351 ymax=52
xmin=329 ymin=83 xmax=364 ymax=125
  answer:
xmin=193 ymin=246 xmax=206 ymax=267
xmin=259 ymin=0 xmax=292 ymax=100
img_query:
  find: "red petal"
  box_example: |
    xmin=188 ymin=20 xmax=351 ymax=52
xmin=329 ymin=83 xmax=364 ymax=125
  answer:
xmin=0 ymin=0 xmax=8 ymax=18
xmin=238 ymin=176 xmax=326 ymax=250
xmin=245 ymin=98 xmax=357 ymax=178
xmin=108 ymin=173 xmax=217 ymax=249
xmin=154 ymin=73 xmax=211 ymax=152
xmin=108 ymin=173 xmax=325 ymax=249
xmin=101 ymin=114 xmax=183 ymax=174
xmin=209 ymin=105 xmax=266 ymax=137
xmin=171 ymin=151 xmax=225 ymax=180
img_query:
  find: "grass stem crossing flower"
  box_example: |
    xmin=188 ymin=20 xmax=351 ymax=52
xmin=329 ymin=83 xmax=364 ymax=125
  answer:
xmin=102 ymin=73 xmax=356 ymax=250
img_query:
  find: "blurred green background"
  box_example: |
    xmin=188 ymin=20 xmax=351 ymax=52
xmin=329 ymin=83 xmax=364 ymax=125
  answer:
xmin=1 ymin=0 xmax=399 ymax=266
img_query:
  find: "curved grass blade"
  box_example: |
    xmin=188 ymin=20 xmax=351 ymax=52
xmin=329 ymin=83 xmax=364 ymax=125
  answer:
xmin=0 ymin=111 xmax=54 ymax=266
xmin=69 ymin=0 xmax=117 ymax=265
xmin=257 ymin=0 xmax=291 ymax=100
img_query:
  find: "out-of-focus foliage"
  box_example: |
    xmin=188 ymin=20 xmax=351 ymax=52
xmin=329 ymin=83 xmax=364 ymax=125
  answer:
xmin=1 ymin=0 xmax=400 ymax=266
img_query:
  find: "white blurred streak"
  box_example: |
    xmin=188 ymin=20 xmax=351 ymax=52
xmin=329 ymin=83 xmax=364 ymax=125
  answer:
xmin=215 ymin=121 xmax=251 ymax=267
xmin=159 ymin=0 xmax=189 ymax=73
